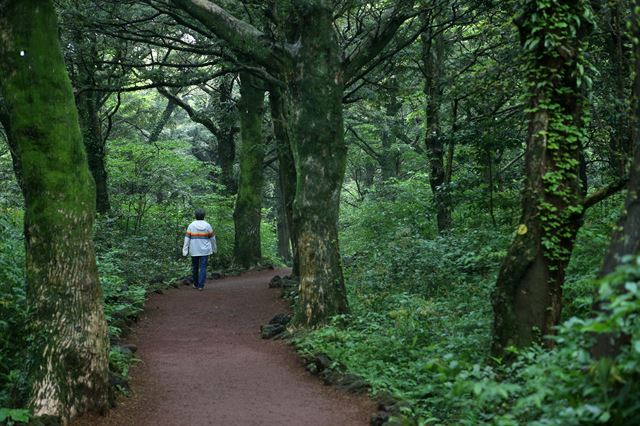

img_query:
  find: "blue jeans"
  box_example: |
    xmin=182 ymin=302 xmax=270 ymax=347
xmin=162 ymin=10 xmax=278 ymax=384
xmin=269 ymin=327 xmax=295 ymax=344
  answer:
xmin=191 ymin=256 xmax=208 ymax=289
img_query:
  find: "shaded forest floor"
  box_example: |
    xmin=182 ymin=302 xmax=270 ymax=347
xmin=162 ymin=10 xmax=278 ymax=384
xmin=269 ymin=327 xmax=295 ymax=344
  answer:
xmin=73 ymin=269 xmax=373 ymax=426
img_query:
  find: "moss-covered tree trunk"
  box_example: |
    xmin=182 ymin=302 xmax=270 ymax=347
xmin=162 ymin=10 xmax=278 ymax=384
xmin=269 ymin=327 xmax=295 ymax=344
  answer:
xmin=422 ymin=23 xmax=452 ymax=233
xmin=270 ymin=87 xmax=300 ymax=276
xmin=289 ymin=3 xmax=348 ymax=325
xmin=491 ymin=0 xmax=592 ymax=356
xmin=0 ymin=0 xmax=109 ymax=421
xmin=233 ymin=72 xmax=265 ymax=268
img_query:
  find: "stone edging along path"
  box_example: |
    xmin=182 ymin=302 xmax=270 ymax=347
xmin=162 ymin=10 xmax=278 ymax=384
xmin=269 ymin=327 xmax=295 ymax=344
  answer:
xmin=73 ymin=268 xmax=374 ymax=426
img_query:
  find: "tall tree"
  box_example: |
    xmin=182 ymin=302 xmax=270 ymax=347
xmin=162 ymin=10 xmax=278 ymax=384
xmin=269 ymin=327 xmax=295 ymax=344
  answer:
xmin=422 ymin=14 xmax=452 ymax=232
xmin=491 ymin=0 xmax=593 ymax=355
xmin=0 ymin=0 xmax=109 ymax=420
xmin=170 ymin=0 xmax=415 ymax=325
xmin=233 ymin=72 xmax=266 ymax=268
xmin=591 ymin=0 xmax=640 ymax=358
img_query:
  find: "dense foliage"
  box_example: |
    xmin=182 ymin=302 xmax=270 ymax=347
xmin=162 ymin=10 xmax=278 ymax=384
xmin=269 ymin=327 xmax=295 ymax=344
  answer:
xmin=295 ymin=181 xmax=634 ymax=424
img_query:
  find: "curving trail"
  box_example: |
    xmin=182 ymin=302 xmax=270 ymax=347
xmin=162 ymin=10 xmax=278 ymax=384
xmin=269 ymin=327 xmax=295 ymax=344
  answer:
xmin=73 ymin=269 xmax=373 ymax=426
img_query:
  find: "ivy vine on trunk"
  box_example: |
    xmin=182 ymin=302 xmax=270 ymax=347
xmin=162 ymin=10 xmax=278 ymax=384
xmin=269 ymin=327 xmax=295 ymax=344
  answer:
xmin=491 ymin=0 xmax=594 ymax=356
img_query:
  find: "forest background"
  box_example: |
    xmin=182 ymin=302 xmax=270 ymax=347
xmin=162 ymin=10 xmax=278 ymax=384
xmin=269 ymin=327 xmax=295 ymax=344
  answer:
xmin=1 ymin=0 xmax=640 ymax=425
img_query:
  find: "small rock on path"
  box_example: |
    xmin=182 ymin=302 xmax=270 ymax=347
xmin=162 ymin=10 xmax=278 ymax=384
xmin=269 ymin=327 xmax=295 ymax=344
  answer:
xmin=74 ymin=269 xmax=373 ymax=426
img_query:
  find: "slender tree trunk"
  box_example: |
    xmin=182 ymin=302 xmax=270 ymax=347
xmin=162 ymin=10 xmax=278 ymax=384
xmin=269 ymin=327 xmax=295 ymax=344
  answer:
xmin=380 ymin=80 xmax=401 ymax=181
xmin=218 ymin=77 xmax=238 ymax=194
xmin=270 ymin=87 xmax=299 ymax=275
xmin=76 ymin=88 xmax=110 ymax=214
xmin=289 ymin=3 xmax=348 ymax=325
xmin=422 ymin=22 xmax=452 ymax=233
xmin=491 ymin=0 xmax=592 ymax=356
xmin=606 ymin=1 xmax=631 ymax=177
xmin=73 ymin=34 xmax=110 ymax=215
xmin=147 ymin=96 xmax=176 ymax=144
xmin=0 ymin=1 xmax=109 ymax=421
xmin=275 ymin=180 xmax=292 ymax=262
xmin=233 ymin=72 xmax=265 ymax=268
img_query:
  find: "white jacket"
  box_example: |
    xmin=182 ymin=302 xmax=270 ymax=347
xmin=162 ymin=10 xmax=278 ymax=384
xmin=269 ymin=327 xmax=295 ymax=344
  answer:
xmin=182 ymin=220 xmax=216 ymax=257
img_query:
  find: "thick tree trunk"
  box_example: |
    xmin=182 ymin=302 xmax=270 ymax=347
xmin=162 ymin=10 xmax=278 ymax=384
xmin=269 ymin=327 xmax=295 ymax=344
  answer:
xmin=289 ymin=3 xmax=348 ymax=325
xmin=491 ymin=0 xmax=591 ymax=356
xmin=270 ymin=88 xmax=299 ymax=275
xmin=422 ymin=24 xmax=452 ymax=233
xmin=233 ymin=72 xmax=265 ymax=268
xmin=0 ymin=1 xmax=109 ymax=421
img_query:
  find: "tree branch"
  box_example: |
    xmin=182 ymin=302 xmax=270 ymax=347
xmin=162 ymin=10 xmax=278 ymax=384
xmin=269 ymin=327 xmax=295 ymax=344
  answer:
xmin=342 ymin=2 xmax=416 ymax=81
xmin=157 ymin=86 xmax=221 ymax=137
xmin=170 ymin=0 xmax=292 ymax=71
xmin=583 ymin=176 xmax=629 ymax=210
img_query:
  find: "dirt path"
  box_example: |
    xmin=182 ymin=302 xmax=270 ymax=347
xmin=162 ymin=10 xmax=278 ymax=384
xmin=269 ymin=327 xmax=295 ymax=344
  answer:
xmin=74 ymin=269 xmax=374 ymax=426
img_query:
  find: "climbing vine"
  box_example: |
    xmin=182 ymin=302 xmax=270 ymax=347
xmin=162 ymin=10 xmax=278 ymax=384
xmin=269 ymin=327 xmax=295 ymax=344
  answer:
xmin=520 ymin=0 xmax=594 ymax=265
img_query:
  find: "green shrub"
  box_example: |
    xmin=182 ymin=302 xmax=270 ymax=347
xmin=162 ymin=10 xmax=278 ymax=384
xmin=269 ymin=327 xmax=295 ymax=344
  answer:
xmin=0 ymin=209 xmax=28 ymax=409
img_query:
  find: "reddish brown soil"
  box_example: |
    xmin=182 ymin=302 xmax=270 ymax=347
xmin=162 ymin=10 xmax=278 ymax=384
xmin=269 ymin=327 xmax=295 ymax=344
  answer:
xmin=74 ymin=269 xmax=374 ymax=426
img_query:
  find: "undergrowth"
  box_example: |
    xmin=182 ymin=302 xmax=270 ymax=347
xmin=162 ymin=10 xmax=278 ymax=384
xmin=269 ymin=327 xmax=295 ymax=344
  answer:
xmin=294 ymin=179 xmax=635 ymax=425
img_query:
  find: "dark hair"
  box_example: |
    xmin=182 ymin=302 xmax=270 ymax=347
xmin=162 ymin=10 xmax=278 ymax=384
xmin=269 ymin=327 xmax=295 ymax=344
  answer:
xmin=194 ymin=208 xmax=205 ymax=220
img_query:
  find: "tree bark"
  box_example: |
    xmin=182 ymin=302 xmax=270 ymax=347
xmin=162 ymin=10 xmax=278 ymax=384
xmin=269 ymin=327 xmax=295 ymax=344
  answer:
xmin=491 ymin=0 xmax=592 ymax=356
xmin=233 ymin=72 xmax=265 ymax=268
xmin=422 ymin=21 xmax=452 ymax=233
xmin=217 ymin=76 xmax=238 ymax=194
xmin=288 ymin=3 xmax=348 ymax=325
xmin=270 ymin=87 xmax=299 ymax=275
xmin=0 ymin=1 xmax=110 ymax=421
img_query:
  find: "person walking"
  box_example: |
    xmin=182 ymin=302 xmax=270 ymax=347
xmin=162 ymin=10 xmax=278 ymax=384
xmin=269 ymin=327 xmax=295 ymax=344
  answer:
xmin=182 ymin=208 xmax=217 ymax=290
